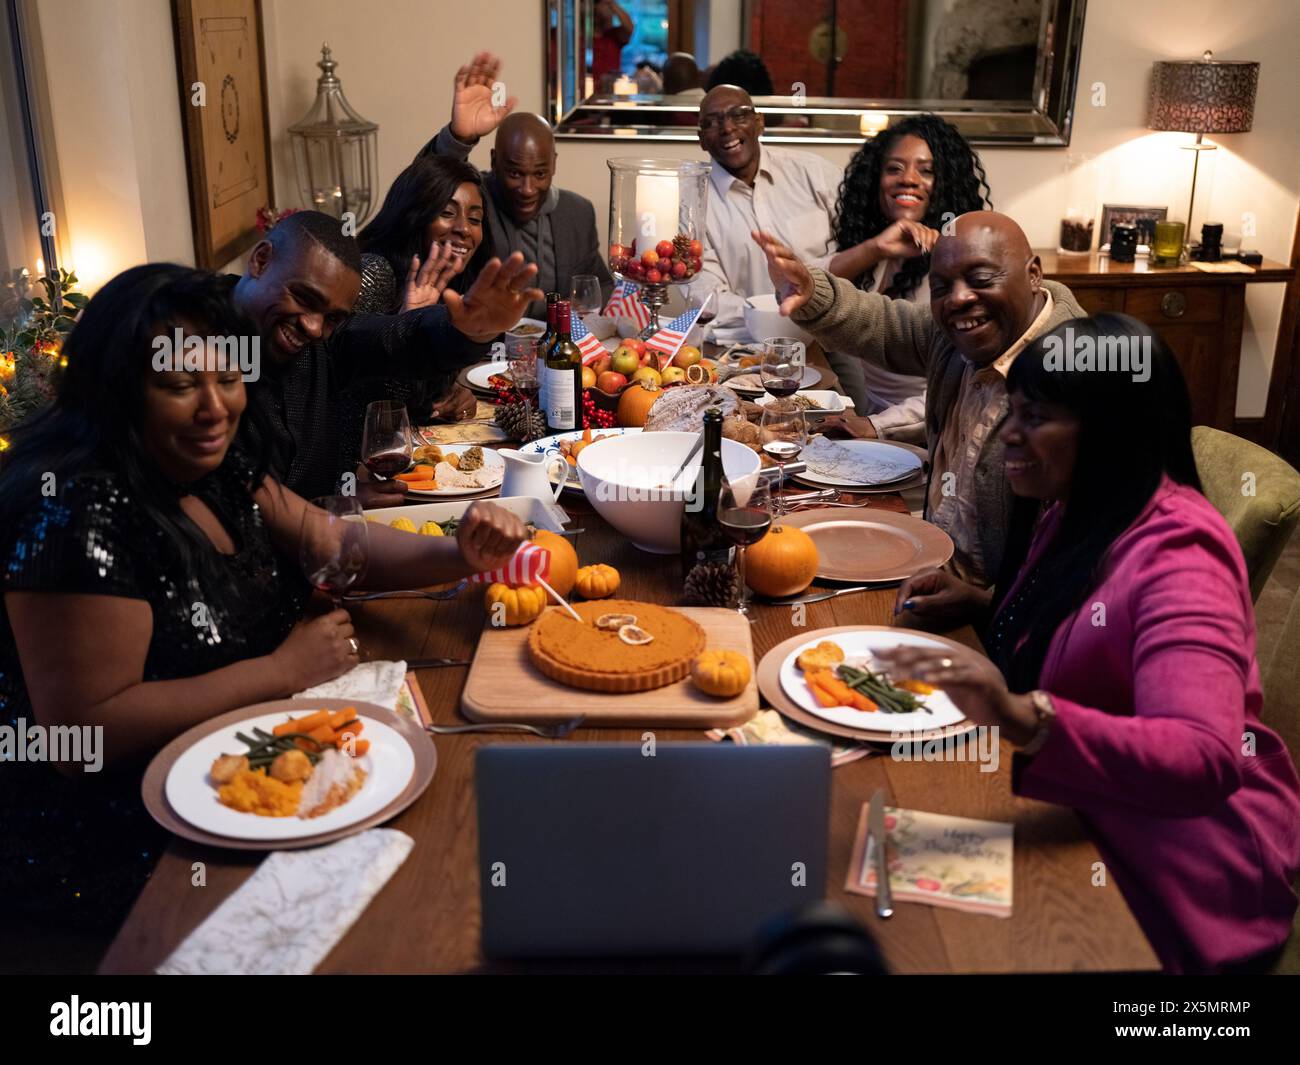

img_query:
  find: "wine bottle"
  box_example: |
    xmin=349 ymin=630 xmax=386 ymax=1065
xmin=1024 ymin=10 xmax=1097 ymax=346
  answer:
xmin=680 ymin=407 xmax=734 ymax=592
xmin=537 ymin=292 xmax=561 ymax=424
xmin=543 ymin=299 xmax=582 ymax=432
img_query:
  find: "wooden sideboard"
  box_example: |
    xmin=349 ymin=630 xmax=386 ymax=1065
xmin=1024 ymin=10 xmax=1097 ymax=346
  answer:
xmin=1037 ymin=250 xmax=1295 ymax=431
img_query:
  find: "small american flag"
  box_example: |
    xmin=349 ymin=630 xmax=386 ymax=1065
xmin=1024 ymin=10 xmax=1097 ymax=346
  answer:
xmin=569 ymin=311 xmax=609 ymax=366
xmin=603 ymin=280 xmax=652 ymax=330
xmin=643 ymin=301 xmax=708 ymax=370
xmin=469 ymin=542 xmax=551 ymax=586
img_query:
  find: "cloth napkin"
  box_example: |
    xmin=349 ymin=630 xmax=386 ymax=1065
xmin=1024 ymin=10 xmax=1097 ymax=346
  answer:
xmin=295 ymin=659 xmax=408 ymax=711
xmin=156 ymin=829 xmax=414 ymax=975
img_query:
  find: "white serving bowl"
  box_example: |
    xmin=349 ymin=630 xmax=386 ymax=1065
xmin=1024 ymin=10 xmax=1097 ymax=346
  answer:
xmin=576 ymin=431 xmax=763 ymax=554
xmin=743 ymin=293 xmax=815 ymax=346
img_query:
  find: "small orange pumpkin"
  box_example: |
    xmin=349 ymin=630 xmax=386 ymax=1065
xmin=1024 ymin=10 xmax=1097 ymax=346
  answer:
xmin=574 ymin=563 xmax=620 ymax=599
xmin=531 ymin=529 xmax=578 ymax=597
xmin=744 ymin=523 xmax=819 ymax=598
xmin=484 ymin=582 xmax=548 ymax=626
xmin=616 ymin=379 xmax=663 ymax=428
xmin=691 ymin=650 xmax=752 ymax=698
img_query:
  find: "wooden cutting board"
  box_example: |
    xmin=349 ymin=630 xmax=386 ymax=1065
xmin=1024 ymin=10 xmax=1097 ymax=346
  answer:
xmin=461 ymin=607 xmax=758 ymax=729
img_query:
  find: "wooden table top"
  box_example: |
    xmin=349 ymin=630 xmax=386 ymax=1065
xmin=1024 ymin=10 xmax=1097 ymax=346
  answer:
xmin=100 ymin=489 xmax=1159 ymax=974
xmin=1036 ymin=248 xmax=1295 ymax=285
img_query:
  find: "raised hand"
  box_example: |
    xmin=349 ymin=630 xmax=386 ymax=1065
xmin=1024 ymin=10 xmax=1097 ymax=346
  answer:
xmin=893 ymin=567 xmax=990 ymax=629
xmin=443 ymin=252 xmax=543 ymax=342
xmin=401 ymin=241 xmax=460 ymax=312
xmin=455 ymin=501 xmax=529 ymax=573
xmin=872 ymin=220 xmax=941 ymax=261
xmin=751 ymin=230 xmax=814 ymax=316
xmin=429 ymin=383 xmax=478 ymax=422
xmin=449 ymin=51 xmax=517 ymax=142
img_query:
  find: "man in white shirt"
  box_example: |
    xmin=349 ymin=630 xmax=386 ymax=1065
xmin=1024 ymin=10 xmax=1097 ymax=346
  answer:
xmin=691 ymin=86 xmax=842 ymax=341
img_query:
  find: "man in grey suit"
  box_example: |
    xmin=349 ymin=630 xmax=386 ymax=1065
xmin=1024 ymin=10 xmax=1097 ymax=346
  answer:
xmin=421 ymin=52 xmax=612 ymax=320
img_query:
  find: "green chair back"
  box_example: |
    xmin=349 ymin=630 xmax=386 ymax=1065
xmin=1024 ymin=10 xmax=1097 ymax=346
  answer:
xmin=1192 ymin=426 xmax=1300 ymax=601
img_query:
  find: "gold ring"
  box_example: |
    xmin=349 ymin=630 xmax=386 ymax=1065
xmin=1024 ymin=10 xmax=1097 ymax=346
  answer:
xmin=348 ymin=637 xmax=359 ymax=655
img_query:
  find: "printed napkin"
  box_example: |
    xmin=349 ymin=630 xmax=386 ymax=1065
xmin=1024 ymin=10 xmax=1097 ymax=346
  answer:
xmin=706 ymin=709 xmax=875 ymax=767
xmin=155 ymin=829 xmax=414 ymax=975
xmin=846 ymin=803 xmax=1014 ymax=917
xmin=296 ymin=659 xmax=408 ymax=712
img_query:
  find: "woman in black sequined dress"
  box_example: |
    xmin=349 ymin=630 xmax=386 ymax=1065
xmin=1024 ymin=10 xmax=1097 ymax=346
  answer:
xmin=0 ymin=265 xmax=527 ymax=936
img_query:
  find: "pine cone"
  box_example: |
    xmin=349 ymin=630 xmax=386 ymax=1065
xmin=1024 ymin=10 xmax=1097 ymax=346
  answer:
xmin=493 ymin=400 xmax=546 ymax=443
xmin=683 ymin=560 xmax=738 ymax=607
xmin=672 ymin=233 xmax=691 ymax=260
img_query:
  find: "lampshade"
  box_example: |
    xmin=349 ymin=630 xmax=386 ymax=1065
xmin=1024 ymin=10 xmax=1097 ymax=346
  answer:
xmin=1148 ymin=51 xmax=1258 ymax=134
xmin=288 ymin=45 xmax=379 ymax=226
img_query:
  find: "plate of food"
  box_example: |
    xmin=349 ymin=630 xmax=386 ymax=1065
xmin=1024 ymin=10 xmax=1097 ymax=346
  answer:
xmin=506 ymin=317 xmax=547 ymax=340
xmin=154 ymin=699 xmax=427 ymax=845
xmin=778 ymin=630 xmax=966 ymax=735
xmin=464 ymin=361 xmax=513 ymax=392
xmin=394 ymin=443 xmax=505 ymax=497
xmin=753 ymin=390 xmax=853 ymax=417
xmin=723 ymin=366 xmax=822 ymax=395
xmin=522 ymin=427 xmax=641 ymax=492
xmin=795 ymin=436 xmax=922 ymax=488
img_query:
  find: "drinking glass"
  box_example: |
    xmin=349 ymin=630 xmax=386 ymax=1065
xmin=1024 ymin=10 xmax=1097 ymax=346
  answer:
xmin=300 ymin=496 xmax=370 ymax=614
xmin=719 ymin=476 xmax=773 ymax=617
xmin=759 ymin=400 xmax=808 ymax=514
xmin=507 ymin=340 xmax=540 ymax=409
xmin=361 ymin=400 xmax=413 ymax=481
xmin=760 ymin=337 xmax=805 ymax=399
xmin=570 ymin=274 xmax=603 ymax=318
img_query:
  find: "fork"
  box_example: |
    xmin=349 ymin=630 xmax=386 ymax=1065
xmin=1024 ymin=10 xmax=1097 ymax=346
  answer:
xmin=344 ymin=583 xmax=468 ymax=603
xmin=424 ymin=715 xmax=586 ymax=738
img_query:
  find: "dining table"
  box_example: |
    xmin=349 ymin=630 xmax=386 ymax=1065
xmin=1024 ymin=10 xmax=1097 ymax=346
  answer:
xmin=99 ymin=346 xmax=1160 ymax=975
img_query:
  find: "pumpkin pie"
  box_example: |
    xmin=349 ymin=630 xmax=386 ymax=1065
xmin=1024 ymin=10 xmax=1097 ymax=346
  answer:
xmin=528 ymin=599 xmax=706 ymax=693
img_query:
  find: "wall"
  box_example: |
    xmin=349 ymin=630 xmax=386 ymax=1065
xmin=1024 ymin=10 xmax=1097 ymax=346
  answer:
xmin=36 ymin=0 xmax=1300 ymax=416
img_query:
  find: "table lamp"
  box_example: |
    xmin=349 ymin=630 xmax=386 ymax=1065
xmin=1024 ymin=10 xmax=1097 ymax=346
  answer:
xmin=1148 ymin=51 xmax=1258 ymax=239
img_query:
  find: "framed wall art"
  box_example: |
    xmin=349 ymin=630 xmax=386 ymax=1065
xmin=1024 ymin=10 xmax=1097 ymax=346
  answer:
xmin=172 ymin=0 xmax=274 ymax=268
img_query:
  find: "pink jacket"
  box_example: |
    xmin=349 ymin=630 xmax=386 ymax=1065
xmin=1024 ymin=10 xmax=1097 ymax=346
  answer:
xmin=1007 ymin=478 xmax=1300 ymax=973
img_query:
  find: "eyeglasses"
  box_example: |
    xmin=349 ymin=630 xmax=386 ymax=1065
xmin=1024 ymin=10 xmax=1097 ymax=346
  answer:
xmin=698 ymin=106 xmax=758 ymax=132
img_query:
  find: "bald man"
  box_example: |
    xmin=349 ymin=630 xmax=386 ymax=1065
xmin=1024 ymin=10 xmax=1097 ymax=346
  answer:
xmin=420 ymin=52 xmax=611 ymax=319
xmin=693 ymin=85 xmax=842 ymax=341
xmin=754 ymin=212 xmax=1086 ymax=587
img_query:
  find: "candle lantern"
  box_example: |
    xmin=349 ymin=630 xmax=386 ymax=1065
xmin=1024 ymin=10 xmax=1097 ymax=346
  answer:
xmin=606 ymin=158 xmax=711 ymax=336
xmin=288 ymin=45 xmax=379 ymax=227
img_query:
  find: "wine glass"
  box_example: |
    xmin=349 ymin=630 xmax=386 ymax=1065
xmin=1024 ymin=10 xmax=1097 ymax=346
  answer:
xmin=361 ymin=400 xmax=413 ymax=481
xmin=300 ymin=496 xmax=370 ymax=611
xmin=570 ymin=274 xmax=603 ymax=318
xmin=719 ymin=476 xmax=773 ymax=617
xmin=759 ymin=337 xmax=805 ymax=400
xmin=759 ymin=400 xmax=808 ymax=515
xmin=507 ymin=339 xmax=539 ymax=410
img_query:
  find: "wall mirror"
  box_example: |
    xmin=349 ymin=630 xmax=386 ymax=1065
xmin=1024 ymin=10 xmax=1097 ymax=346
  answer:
xmin=546 ymin=0 xmax=1088 ymax=146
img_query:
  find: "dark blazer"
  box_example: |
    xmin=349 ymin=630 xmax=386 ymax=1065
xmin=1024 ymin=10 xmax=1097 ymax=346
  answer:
xmin=421 ymin=125 xmax=613 ymax=318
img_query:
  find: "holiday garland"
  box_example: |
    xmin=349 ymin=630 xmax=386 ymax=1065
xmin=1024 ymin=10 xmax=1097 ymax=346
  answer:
xmin=0 ymin=268 xmax=86 ymax=448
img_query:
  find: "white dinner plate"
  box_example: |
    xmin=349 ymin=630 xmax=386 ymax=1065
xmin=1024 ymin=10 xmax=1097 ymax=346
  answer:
xmin=164 ymin=708 xmax=416 ymax=842
xmin=522 ymin=427 xmax=642 ymax=491
xmin=753 ymin=390 xmax=854 ymax=417
xmin=465 ymin=360 xmax=512 ymax=391
xmin=779 ymin=630 xmax=967 ymax=736
xmin=403 ymin=443 xmax=505 ymax=497
xmin=796 ymin=437 xmax=923 ymax=488
xmin=723 ymin=366 xmax=822 ymax=394
xmin=506 ymin=317 xmax=547 ymax=340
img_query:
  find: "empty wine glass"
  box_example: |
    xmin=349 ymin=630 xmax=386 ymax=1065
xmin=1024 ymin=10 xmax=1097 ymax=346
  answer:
xmin=719 ymin=476 xmax=773 ymax=617
xmin=300 ymin=496 xmax=370 ymax=612
xmin=759 ymin=400 xmax=808 ymax=514
xmin=760 ymin=337 xmax=805 ymax=399
xmin=361 ymin=400 xmax=413 ymax=481
xmin=570 ymin=274 xmax=603 ymax=318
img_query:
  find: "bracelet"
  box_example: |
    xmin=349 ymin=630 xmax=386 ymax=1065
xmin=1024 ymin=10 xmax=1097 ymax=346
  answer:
xmin=1017 ymin=690 xmax=1057 ymax=756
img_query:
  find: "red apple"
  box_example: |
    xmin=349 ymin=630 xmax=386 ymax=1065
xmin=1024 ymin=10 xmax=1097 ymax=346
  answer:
xmin=596 ymin=370 xmax=628 ymax=393
xmin=592 ymin=355 xmax=612 ymax=376
xmin=609 ymin=243 xmax=629 ymax=259
xmin=621 ymin=337 xmax=646 ymax=355
xmin=641 ymin=249 xmax=659 ymax=267
xmin=655 ymin=240 xmax=675 ymax=259
xmin=624 ymin=260 xmax=645 ymax=280
xmin=670 ymin=260 xmax=687 ymax=279
xmin=690 ymin=256 xmax=703 ymax=272
xmin=689 ymin=239 xmax=703 ymax=257
xmin=645 ymin=268 xmax=662 ymax=284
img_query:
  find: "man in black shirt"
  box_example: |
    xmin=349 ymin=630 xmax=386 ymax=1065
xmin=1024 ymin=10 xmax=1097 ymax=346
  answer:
xmin=230 ymin=211 xmax=540 ymax=504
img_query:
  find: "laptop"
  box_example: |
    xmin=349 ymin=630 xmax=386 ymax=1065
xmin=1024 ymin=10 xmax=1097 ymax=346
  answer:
xmin=476 ymin=743 xmax=830 ymax=958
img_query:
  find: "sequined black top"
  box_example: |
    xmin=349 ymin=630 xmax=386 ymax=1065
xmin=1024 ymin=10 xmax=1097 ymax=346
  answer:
xmin=0 ymin=455 xmax=310 ymax=931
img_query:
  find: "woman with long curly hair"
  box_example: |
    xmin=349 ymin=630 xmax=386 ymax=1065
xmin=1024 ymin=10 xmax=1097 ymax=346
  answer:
xmin=822 ymin=115 xmax=991 ymax=443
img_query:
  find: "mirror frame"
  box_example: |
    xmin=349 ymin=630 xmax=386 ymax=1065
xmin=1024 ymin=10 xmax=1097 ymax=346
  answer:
xmin=546 ymin=0 xmax=1088 ymax=147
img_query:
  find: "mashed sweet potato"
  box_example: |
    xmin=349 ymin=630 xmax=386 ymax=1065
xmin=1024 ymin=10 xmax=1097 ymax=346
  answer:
xmin=218 ymin=768 xmax=303 ymax=817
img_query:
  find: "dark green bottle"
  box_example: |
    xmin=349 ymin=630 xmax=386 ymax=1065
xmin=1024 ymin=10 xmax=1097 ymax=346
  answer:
xmin=680 ymin=408 xmax=734 ymax=591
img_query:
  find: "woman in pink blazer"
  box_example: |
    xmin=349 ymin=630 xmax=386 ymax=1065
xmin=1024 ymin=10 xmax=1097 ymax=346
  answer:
xmin=885 ymin=314 xmax=1300 ymax=973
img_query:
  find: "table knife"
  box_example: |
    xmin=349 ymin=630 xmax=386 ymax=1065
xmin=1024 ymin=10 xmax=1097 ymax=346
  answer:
xmin=868 ymin=788 xmax=894 ymax=919
xmin=757 ymin=584 xmax=876 ymax=606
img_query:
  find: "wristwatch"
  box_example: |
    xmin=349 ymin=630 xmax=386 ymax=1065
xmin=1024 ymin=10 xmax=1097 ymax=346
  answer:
xmin=1017 ymin=690 xmax=1057 ymax=756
